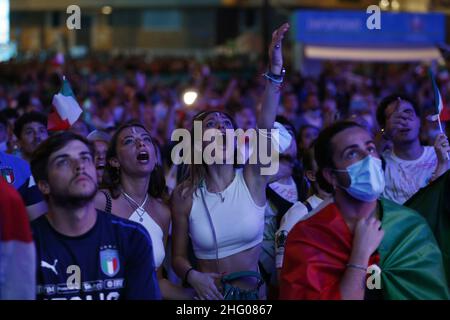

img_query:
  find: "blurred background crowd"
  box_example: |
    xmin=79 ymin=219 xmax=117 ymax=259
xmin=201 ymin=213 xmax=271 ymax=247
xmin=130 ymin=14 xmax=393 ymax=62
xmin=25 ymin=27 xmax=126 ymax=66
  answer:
xmin=2 ymin=56 xmax=450 ymax=175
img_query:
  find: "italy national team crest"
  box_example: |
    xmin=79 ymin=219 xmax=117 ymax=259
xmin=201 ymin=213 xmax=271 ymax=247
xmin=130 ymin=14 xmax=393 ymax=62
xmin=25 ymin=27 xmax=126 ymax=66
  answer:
xmin=100 ymin=249 xmax=120 ymax=277
xmin=1 ymin=167 xmax=14 ymax=184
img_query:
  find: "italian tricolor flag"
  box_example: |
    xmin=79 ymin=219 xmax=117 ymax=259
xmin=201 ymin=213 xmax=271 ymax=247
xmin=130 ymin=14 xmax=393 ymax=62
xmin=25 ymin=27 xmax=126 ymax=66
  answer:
xmin=47 ymin=76 xmax=82 ymax=131
xmin=102 ymin=257 xmax=118 ymax=276
xmin=1 ymin=169 xmax=14 ymax=184
xmin=429 ymin=70 xmax=450 ymax=122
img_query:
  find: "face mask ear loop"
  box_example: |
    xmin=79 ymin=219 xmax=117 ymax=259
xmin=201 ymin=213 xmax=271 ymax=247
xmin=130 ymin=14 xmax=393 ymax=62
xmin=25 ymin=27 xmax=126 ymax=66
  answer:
xmin=330 ymin=167 xmax=349 ymax=192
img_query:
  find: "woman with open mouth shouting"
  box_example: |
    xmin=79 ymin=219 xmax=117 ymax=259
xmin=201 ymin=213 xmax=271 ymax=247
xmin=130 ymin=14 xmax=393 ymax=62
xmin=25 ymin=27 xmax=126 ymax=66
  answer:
xmin=94 ymin=122 xmax=194 ymax=299
xmin=170 ymin=23 xmax=290 ymax=300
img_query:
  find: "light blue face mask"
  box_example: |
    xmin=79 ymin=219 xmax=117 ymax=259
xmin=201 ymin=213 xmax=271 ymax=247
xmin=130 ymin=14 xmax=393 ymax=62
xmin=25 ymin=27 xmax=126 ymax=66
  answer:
xmin=334 ymin=155 xmax=385 ymax=202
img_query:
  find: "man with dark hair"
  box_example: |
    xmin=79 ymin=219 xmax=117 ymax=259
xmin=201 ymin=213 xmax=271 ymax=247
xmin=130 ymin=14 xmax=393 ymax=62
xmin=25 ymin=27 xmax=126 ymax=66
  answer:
xmin=376 ymin=94 xmax=421 ymax=130
xmin=0 ymin=108 xmax=19 ymax=155
xmin=376 ymin=94 xmax=450 ymax=204
xmin=3 ymin=112 xmax=48 ymax=219
xmin=280 ymin=121 xmax=448 ymax=300
xmin=14 ymin=111 xmax=48 ymax=162
xmin=30 ymin=132 xmax=161 ymax=300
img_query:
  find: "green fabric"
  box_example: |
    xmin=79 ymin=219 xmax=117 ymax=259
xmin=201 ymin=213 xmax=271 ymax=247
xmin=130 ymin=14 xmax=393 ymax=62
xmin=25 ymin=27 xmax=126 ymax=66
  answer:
xmin=379 ymin=198 xmax=449 ymax=300
xmin=60 ymin=78 xmax=75 ymax=97
xmin=221 ymin=271 xmax=263 ymax=300
xmin=405 ymin=171 xmax=450 ymax=288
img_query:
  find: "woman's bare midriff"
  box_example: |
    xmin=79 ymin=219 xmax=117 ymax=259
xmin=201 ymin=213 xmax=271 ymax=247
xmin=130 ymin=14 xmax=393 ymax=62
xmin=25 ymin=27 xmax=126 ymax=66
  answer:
xmin=197 ymin=244 xmax=263 ymax=292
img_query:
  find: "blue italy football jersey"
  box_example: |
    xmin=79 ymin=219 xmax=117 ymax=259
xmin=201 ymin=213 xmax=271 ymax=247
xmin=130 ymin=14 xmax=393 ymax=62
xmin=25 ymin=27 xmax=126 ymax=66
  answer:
xmin=31 ymin=210 xmax=161 ymax=300
xmin=0 ymin=151 xmax=30 ymax=189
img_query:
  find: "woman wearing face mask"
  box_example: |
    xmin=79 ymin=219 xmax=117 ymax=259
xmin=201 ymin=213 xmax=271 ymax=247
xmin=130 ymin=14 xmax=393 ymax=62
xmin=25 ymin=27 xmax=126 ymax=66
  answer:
xmin=94 ymin=122 xmax=194 ymax=299
xmin=280 ymin=121 xmax=449 ymax=300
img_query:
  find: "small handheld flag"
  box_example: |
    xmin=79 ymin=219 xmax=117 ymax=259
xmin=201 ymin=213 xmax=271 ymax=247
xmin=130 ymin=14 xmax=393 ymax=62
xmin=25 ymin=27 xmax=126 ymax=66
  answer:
xmin=429 ymin=69 xmax=450 ymax=160
xmin=429 ymin=69 xmax=450 ymax=123
xmin=47 ymin=76 xmax=82 ymax=131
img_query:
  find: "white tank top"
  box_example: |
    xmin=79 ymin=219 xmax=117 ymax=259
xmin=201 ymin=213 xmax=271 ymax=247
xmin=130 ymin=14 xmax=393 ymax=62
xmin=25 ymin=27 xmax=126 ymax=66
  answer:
xmin=189 ymin=169 xmax=266 ymax=260
xmin=129 ymin=210 xmax=165 ymax=269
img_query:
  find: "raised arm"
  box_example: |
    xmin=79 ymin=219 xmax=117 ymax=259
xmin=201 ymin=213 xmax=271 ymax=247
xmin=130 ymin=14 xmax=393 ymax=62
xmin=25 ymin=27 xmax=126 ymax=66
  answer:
xmin=258 ymin=23 xmax=289 ymax=130
xmin=244 ymin=23 xmax=290 ymax=206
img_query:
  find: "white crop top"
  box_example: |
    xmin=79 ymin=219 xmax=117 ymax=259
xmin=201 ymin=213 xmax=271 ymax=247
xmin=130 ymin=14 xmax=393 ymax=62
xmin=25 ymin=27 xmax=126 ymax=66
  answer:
xmin=129 ymin=210 xmax=165 ymax=269
xmin=189 ymin=169 xmax=266 ymax=260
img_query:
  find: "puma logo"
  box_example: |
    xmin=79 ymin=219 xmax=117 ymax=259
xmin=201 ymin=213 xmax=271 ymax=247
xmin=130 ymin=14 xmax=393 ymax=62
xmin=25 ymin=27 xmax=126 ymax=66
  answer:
xmin=41 ymin=259 xmax=58 ymax=275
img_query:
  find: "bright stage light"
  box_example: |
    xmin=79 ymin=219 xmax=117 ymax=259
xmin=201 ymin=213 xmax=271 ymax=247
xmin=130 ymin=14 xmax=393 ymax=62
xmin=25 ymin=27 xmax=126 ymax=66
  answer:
xmin=183 ymin=91 xmax=198 ymax=106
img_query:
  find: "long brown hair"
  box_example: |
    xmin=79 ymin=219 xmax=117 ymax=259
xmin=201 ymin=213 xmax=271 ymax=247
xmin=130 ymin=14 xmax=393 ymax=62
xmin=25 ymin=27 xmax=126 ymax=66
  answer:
xmin=180 ymin=110 xmax=236 ymax=198
xmin=103 ymin=122 xmax=168 ymax=201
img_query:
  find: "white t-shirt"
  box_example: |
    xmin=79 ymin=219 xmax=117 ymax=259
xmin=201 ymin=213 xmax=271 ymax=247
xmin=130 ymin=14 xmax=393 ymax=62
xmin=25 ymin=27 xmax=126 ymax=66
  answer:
xmin=265 ymin=177 xmax=298 ymax=218
xmin=382 ymin=146 xmax=437 ymax=204
xmin=269 ymin=178 xmax=298 ymax=202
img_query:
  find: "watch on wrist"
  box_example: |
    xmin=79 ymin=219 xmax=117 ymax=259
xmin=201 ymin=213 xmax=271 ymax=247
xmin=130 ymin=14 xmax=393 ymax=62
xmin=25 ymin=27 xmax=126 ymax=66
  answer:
xmin=263 ymin=67 xmax=285 ymax=84
xmin=268 ymin=67 xmax=285 ymax=78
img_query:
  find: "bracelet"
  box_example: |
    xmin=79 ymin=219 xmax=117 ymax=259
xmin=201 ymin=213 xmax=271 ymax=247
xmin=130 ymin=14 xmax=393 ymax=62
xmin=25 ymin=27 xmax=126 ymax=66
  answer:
xmin=346 ymin=263 xmax=367 ymax=272
xmin=183 ymin=267 xmax=195 ymax=285
xmin=263 ymin=68 xmax=285 ymax=84
xmin=263 ymin=73 xmax=283 ymax=84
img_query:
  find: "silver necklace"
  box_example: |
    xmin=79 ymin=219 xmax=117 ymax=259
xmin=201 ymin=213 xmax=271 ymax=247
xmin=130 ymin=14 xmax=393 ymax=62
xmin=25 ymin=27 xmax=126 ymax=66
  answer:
xmin=205 ymin=173 xmax=235 ymax=203
xmin=122 ymin=191 xmax=149 ymax=222
xmin=204 ymin=184 xmax=225 ymax=202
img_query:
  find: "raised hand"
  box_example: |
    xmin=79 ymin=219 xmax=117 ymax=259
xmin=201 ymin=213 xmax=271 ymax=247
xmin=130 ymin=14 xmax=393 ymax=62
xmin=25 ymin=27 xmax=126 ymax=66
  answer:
xmin=268 ymin=23 xmax=290 ymax=75
xmin=352 ymin=217 xmax=384 ymax=262
xmin=434 ymin=133 xmax=450 ymax=164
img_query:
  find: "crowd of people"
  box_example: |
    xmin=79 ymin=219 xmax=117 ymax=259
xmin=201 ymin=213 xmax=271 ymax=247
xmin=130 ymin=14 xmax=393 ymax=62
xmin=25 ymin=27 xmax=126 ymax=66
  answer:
xmin=1 ymin=22 xmax=450 ymax=300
